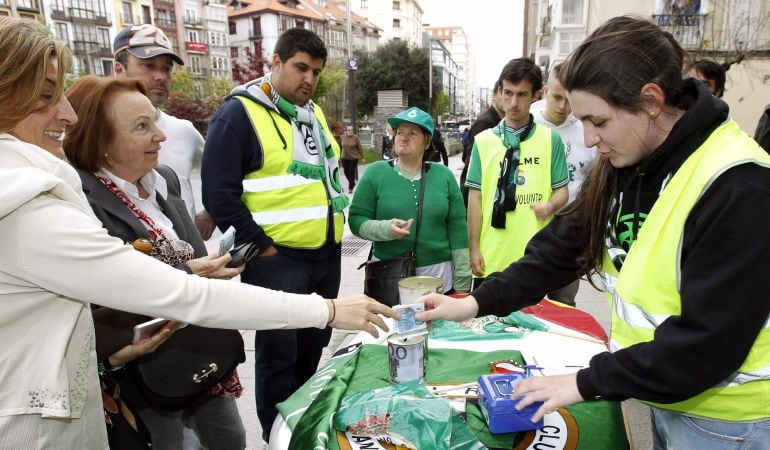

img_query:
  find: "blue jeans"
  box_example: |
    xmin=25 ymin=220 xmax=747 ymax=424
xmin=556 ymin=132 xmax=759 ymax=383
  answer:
xmin=652 ymin=407 xmax=770 ymax=450
xmin=242 ymin=250 xmax=339 ymax=441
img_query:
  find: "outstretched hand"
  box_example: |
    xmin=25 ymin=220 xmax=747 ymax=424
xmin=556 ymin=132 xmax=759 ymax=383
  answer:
xmin=186 ymin=253 xmax=244 ymax=279
xmin=512 ymin=373 xmax=585 ymax=422
xmin=414 ymin=293 xmax=479 ymax=322
xmin=108 ymin=321 xmax=181 ymax=367
xmin=328 ymin=294 xmax=399 ymax=337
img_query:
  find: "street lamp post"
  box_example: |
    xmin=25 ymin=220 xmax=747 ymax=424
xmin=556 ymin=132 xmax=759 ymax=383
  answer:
xmin=428 ymin=40 xmax=433 ymax=117
xmin=346 ymin=0 xmax=357 ymax=130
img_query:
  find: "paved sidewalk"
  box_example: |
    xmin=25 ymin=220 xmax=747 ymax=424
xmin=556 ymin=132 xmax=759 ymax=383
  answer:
xmin=193 ymin=153 xmax=651 ymax=449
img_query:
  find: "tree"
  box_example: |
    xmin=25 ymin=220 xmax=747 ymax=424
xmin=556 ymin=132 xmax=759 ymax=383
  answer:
xmin=354 ymin=40 xmax=442 ymax=116
xmin=165 ymin=70 xmax=233 ymax=136
xmin=433 ymin=91 xmax=450 ymax=120
xmin=231 ymin=46 xmax=268 ymax=86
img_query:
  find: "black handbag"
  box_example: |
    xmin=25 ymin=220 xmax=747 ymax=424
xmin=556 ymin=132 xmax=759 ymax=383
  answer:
xmin=92 ymin=307 xmax=246 ymax=411
xmin=362 ymin=163 xmax=427 ymax=306
xmin=134 ymin=326 xmax=245 ymax=411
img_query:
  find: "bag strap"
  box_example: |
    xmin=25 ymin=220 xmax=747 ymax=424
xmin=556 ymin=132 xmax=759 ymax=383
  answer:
xmin=410 ymin=162 xmax=428 ymax=256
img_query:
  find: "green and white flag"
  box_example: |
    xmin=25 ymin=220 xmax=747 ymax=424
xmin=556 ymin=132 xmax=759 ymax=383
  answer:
xmin=277 ymin=341 xmax=628 ymax=450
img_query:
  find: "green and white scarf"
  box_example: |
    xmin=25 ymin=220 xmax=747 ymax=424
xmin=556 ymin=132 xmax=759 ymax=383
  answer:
xmin=261 ymin=75 xmax=348 ymax=212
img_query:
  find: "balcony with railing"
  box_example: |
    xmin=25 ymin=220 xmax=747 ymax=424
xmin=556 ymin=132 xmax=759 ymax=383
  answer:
xmin=73 ymin=39 xmax=98 ymax=54
xmin=156 ymin=18 xmax=176 ymax=29
xmin=183 ymin=15 xmax=203 ymax=28
xmin=653 ymin=14 xmax=705 ymax=49
xmin=50 ymin=4 xmax=68 ymax=20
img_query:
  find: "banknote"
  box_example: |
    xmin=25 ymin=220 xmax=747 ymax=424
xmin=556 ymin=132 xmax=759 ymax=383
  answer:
xmin=394 ymin=303 xmax=427 ymax=337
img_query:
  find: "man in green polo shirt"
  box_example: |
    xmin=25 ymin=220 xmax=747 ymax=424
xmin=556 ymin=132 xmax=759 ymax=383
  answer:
xmin=465 ymin=58 xmax=568 ymax=289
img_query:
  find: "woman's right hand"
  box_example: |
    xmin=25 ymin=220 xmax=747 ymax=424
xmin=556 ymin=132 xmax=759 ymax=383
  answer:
xmin=327 ymin=295 xmax=400 ymax=337
xmin=414 ymin=293 xmax=480 ymax=322
xmin=108 ymin=321 xmax=181 ymax=367
xmin=186 ymin=253 xmax=244 ymax=279
xmin=390 ymin=218 xmax=413 ymax=240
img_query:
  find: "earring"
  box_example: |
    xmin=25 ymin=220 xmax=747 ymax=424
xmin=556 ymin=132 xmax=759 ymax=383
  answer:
xmin=648 ymin=111 xmax=657 ymax=118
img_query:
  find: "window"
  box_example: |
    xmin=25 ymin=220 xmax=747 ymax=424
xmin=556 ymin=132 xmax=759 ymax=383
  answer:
xmin=101 ymin=59 xmax=113 ymax=76
xmin=329 ymin=30 xmax=344 ymax=47
xmin=392 ymin=1 xmax=400 ymax=10
xmin=392 ymin=18 xmax=400 ymax=28
xmin=185 ymin=8 xmax=197 ymax=24
xmin=141 ymin=5 xmax=151 ymax=24
xmin=189 ymin=55 xmax=201 ymax=74
xmin=360 ymin=0 xmax=368 ymax=8
xmin=252 ymin=17 xmax=261 ymax=37
xmin=121 ymin=1 xmax=132 ymax=23
xmin=206 ymin=6 xmax=225 ymax=21
xmin=17 ymin=0 xmax=38 ymax=9
xmin=188 ymin=30 xmax=199 ymax=43
xmin=295 ymin=19 xmax=304 ymax=29
xmin=558 ymin=31 xmax=582 ymax=55
xmin=97 ymin=27 xmax=110 ymax=49
xmin=229 ymin=21 xmax=236 ymax=34
xmin=230 ymin=46 xmax=239 ymax=58
xmin=560 ymin=0 xmax=583 ymax=25
xmin=54 ymin=22 xmax=68 ymax=42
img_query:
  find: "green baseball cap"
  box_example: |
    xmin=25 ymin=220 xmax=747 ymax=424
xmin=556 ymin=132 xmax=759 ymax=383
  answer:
xmin=387 ymin=107 xmax=434 ymax=136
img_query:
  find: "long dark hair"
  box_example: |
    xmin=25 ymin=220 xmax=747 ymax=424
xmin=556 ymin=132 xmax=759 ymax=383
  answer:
xmin=560 ymin=16 xmax=689 ymax=275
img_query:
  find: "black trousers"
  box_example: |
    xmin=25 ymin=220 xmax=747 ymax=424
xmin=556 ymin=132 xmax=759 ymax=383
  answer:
xmin=341 ymin=159 xmax=359 ymax=190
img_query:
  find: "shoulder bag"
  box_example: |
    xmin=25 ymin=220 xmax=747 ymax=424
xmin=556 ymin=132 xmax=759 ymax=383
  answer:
xmin=362 ymin=162 xmax=427 ymax=306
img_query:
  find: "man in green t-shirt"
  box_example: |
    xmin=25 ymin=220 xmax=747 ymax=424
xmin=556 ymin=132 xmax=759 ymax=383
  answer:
xmin=465 ymin=58 xmax=568 ymax=289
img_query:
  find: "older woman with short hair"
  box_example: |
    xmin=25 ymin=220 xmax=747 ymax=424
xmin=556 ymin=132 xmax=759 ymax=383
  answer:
xmin=64 ymin=75 xmax=246 ymax=449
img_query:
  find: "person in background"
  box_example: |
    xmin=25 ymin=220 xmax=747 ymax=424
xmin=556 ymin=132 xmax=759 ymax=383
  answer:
xmin=0 ymin=17 xmax=396 ymax=449
xmin=430 ymin=121 xmax=449 ymax=166
xmin=340 ymin=125 xmax=363 ymax=193
xmin=381 ymin=123 xmax=395 ymax=159
xmin=64 ymin=75 xmax=246 ymax=449
xmin=687 ymin=59 xmax=726 ymax=98
xmin=465 ymin=58 xmax=568 ymax=290
xmin=418 ymin=16 xmax=770 ymax=449
xmin=460 ymin=80 xmax=504 ymax=206
xmin=529 ymin=62 xmax=597 ymax=306
xmin=201 ymin=28 xmax=346 ymax=443
xmin=753 ymin=103 xmax=770 ymax=154
xmin=112 ymin=24 xmax=215 ymax=240
xmin=350 ymin=107 xmax=471 ymax=300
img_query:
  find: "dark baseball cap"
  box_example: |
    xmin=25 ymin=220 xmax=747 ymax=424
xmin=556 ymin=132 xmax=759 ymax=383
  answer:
xmin=113 ymin=24 xmax=184 ymax=65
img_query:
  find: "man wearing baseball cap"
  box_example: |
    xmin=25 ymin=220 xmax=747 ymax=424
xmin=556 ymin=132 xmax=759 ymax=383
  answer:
xmin=113 ymin=24 xmax=216 ymax=242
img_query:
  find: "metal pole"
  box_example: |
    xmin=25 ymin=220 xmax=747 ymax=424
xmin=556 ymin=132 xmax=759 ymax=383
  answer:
xmin=428 ymin=40 xmax=433 ymax=117
xmin=346 ymin=0 xmax=357 ymax=130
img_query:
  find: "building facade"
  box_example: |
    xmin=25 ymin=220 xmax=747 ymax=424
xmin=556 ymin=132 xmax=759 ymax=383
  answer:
xmin=525 ymin=0 xmax=770 ymax=133
xmin=427 ymin=25 xmax=474 ymax=118
xmin=347 ymin=0 xmax=423 ymax=48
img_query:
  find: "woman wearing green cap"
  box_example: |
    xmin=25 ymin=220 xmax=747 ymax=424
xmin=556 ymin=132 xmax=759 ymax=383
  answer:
xmin=349 ymin=107 xmax=471 ymax=303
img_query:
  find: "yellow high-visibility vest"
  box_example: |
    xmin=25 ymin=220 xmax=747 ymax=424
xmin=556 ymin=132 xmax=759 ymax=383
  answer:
xmin=601 ymin=119 xmax=770 ymax=421
xmin=475 ymin=124 xmax=553 ymax=276
xmin=237 ymin=97 xmax=344 ymax=248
